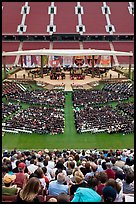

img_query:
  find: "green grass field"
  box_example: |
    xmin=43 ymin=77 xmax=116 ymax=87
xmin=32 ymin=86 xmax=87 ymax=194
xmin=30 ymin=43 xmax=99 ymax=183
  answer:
xmin=2 ymin=91 xmax=134 ymax=151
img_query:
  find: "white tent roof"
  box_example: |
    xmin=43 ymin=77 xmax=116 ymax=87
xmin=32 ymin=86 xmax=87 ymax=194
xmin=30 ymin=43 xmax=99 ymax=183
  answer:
xmin=2 ymin=48 xmax=133 ymax=57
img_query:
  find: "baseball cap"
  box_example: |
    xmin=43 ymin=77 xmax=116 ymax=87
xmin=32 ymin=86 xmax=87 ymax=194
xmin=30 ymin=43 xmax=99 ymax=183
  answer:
xmin=102 ymin=186 xmax=117 ymax=202
xmin=18 ymin=162 xmax=26 ymax=169
xmin=3 ymin=173 xmax=16 ymax=184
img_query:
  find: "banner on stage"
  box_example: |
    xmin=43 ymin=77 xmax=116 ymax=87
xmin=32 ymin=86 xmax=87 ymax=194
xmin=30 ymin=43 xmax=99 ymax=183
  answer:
xmin=86 ymin=55 xmax=99 ymax=67
xmin=23 ymin=55 xmax=34 ymax=67
xmin=35 ymin=56 xmax=41 ymax=67
xmin=63 ymin=56 xmax=73 ymax=67
xmin=73 ymin=56 xmax=85 ymax=67
xmin=99 ymin=55 xmax=111 ymax=67
xmin=48 ymin=56 xmax=62 ymax=67
xmin=42 ymin=55 xmax=48 ymax=66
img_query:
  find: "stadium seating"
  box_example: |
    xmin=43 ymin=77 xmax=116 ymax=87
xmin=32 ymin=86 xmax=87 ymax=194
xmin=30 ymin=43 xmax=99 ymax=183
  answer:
xmin=25 ymin=2 xmax=50 ymax=35
xmin=81 ymin=2 xmax=106 ymax=34
xmin=82 ymin=42 xmax=110 ymax=50
xmin=112 ymin=42 xmax=134 ymax=64
xmin=107 ymin=2 xmax=134 ymax=34
xmin=2 ymin=2 xmax=24 ymax=34
xmin=2 ymin=2 xmax=134 ymax=35
xmin=22 ymin=42 xmax=50 ymax=50
xmin=53 ymin=42 xmax=80 ymax=49
xmin=55 ymin=2 xmax=77 ymax=34
xmin=2 ymin=42 xmax=20 ymax=64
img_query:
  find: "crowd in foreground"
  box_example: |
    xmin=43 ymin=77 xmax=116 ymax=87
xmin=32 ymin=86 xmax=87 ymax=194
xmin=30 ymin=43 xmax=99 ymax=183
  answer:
xmin=2 ymin=148 xmax=134 ymax=202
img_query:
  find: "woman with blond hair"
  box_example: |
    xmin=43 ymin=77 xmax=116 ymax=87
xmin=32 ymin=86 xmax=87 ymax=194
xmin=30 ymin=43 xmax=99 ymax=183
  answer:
xmin=16 ymin=177 xmax=41 ymax=202
xmin=69 ymin=169 xmax=87 ymax=196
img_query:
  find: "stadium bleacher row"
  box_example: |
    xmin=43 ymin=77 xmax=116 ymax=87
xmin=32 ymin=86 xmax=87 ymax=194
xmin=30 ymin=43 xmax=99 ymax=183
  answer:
xmin=2 ymin=2 xmax=134 ymax=35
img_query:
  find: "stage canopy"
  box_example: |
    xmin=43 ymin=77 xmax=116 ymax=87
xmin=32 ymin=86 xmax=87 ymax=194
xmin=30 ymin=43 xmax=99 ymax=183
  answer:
xmin=2 ymin=49 xmax=133 ymax=57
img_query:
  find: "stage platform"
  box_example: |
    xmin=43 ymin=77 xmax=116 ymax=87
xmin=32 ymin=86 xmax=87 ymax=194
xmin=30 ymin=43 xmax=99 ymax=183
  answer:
xmin=8 ymin=69 xmax=126 ymax=91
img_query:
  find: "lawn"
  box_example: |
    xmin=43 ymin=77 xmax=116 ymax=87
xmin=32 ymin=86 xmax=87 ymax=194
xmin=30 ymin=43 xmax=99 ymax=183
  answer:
xmin=2 ymin=92 xmax=134 ymax=151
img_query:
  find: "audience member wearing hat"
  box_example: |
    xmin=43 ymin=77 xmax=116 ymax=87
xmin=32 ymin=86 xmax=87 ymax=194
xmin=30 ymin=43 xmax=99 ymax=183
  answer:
xmin=2 ymin=173 xmax=20 ymax=196
xmin=102 ymin=186 xmax=117 ymax=202
xmin=14 ymin=162 xmax=28 ymax=188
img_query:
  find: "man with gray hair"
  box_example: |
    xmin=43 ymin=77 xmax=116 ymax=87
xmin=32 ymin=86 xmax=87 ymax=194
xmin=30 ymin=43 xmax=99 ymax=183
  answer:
xmin=48 ymin=173 xmax=69 ymax=195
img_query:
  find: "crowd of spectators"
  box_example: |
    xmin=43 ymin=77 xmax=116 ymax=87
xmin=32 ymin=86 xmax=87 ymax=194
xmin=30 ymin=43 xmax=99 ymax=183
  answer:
xmin=2 ymin=102 xmax=21 ymax=121
xmin=72 ymin=89 xmax=129 ymax=107
xmin=74 ymin=105 xmax=134 ymax=134
xmin=5 ymin=90 xmax=65 ymax=108
xmin=2 ymin=82 xmax=23 ymax=97
xmin=102 ymin=82 xmax=134 ymax=97
xmin=3 ymin=106 xmax=64 ymax=134
xmin=116 ymin=102 xmax=134 ymax=118
xmin=2 ymin=148 xmax=134 ymax=202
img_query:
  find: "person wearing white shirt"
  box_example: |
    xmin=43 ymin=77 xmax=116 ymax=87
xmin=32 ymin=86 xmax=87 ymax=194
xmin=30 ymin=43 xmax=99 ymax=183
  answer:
xmin=27 ymin=159 xmax=38 ymax=174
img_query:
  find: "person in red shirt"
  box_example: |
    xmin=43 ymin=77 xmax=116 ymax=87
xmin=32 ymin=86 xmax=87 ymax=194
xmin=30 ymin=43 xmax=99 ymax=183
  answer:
xmin=96 ymin=171 xmax=108 ymax=196
xmin=105 ymin=162 xmax=115 ymax=179
xmin=42 ymin=167 xmax=49 ymax=188
xmin=14 ymin=162 xmax=28 ymax=188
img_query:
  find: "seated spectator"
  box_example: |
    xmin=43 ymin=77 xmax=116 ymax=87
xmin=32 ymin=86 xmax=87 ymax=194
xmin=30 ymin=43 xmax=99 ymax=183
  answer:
xmin=16 ymin=177 xmax=41 ymax=202
xmin=2 ymin=165 xmax=9 ymax=179
xmin=53 ymin=161 xmax=67 ymax=178
xmin=12 ymin=161 xmax=21 ymax=173
xmin=69 ymin=169 xmax=87 ymax=195
xmin=37 ymin=157 xmax=44 ymax=168
xmin=96 ymin=159 xmax=104 ymax=172
xmin=57 ymin=192 xmax=70 ymax=202
xmin=71 ymin=177 xmax=102 ymax=202
xmin=42 ymin=167 xmax=50 ymax=188
xmin=34 ymin=167 xmax=46 ymax=193
xmin=48 ymin=172 xmax=69 ymax=196
xmin=83 ymin=161 xmax=92 ymax=177
xmin=105 ymin=178 xmax=123 ymax=202
xmin=65 ymin=161 xmax=76 ymax=176
xmin=123 ymin=170 xmax=134 ymax=194
xmin=43 ymin=158 xmax=54 ymax=181
xmin=14 ymin=162 xmax=28 ymax=188
xmin=27 ymin=159 xmax=38 ymax=174
xmin=102 ymin=186 xmax=117 ymax=202
xmin=105 ymin=162 xmax=115 ymax=179
xmin=111 ymin=157 xmax=123 ymax=173
xmin=115 ymin=156 xmax=125 ymax=168
xmin=96 ymin=171 xmax=108 ymax=196
xmin=2 ymin=173 xmax=20 ymax=196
